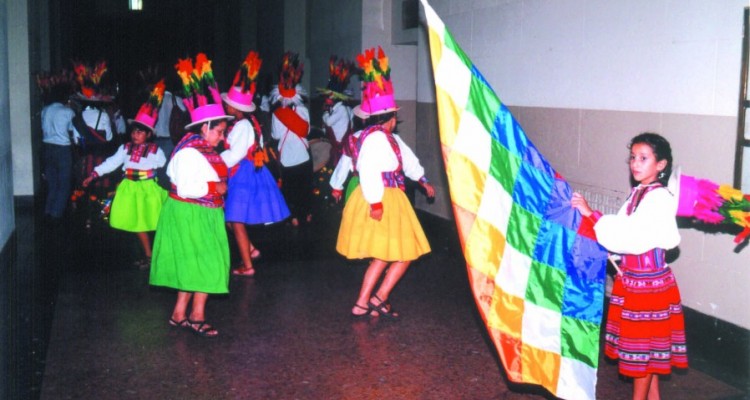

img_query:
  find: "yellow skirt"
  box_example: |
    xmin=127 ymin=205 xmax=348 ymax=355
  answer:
xmin=336 ymin=187 xmax=431 ymax=262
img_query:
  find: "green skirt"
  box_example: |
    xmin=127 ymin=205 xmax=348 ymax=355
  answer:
xmin=344 ymin=176 xmax=360 ymax=204
xmin=109 ymin=179 xmax=166 ymax=232
xmin=149 ymin=197 xmax=230 ymax=294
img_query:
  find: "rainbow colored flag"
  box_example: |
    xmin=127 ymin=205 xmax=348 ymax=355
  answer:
xmin=420 ymin=1 xmax=608 ymax=399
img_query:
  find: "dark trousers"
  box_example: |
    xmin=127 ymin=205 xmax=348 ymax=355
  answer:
xmin=43 ymin=143 xmax=73 ymax=218
xmin=281 ymin=159 xmax=313 ymax=220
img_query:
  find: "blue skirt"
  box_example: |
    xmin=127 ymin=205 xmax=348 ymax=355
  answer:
xmin=225 ymin=159 xmax=290 ymax=225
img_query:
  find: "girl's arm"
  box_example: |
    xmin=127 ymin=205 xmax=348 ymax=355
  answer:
xmin=394 ymin=134 xmax=435 ymax=198
xmin=329 ymin=154 xmax=352 ymax=202
xmin=594 ymin=188 xmax=680 ymax=254
xmin=154 ymin=147 xmax=167 ymax=168
xmin=83 ymin=145 xmax=127 ymax=186
xmin=394 ymin=135 xmax=425 ymax=181
xmin=220 ymin=120 xmax=252 ymax=168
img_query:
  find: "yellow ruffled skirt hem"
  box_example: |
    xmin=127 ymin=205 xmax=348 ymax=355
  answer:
xmin=336 ymin=187 xmax=430 ymax=262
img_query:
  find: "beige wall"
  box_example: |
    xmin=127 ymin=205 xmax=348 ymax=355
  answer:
xmin=515 ymin=105 xmax=748 ymax=328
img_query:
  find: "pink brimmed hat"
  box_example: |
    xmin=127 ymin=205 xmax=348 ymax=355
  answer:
xmin=128 ymin=79 xmax=166 ymax=132
xmin=352 ymin=46 xmax=399 ymax=119
xmin=222 ymin=86 xmax=255 ymax=113
xmin=175 ymin=53 xmax=234 ymax=131
xmin=222 ymin=51 xmax=262 ymax=113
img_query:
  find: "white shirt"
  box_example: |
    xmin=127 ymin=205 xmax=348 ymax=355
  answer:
xmin=321 ymin=102 xmax=352 ymax=143
xmin=167 ymin=147 xmax=220 ymax=199
xmin=74 ymin=106 xmax=113 ymax=142
xmin=329 ymin=130 xmax=360 ymax=190
xmin=41 ymin=102 xmax=75 ymax=146
xmin=357 ymin=130 xmax=425 ymax=204
xmin=271 ymin=105 xmax=310 ymax=167
xmin=93 ymin=144 xmax=167 ymax=176
xmin=114 ymin=111 xmax=126 ymax=135
xmin=221 ymin=119 xmax=258 ymax=168
xmin=594 ymin=185 xmax=681 ymax=255
xmin=154 ymin=91 xmax=187 ymax=139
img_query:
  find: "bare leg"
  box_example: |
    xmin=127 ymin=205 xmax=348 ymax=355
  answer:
xmin=231 ymin=222 xmax=254 ymax=272
xmin=171 ymin=291 xmax=193 ymax=322
xmin=374 ymin=261 xmax=411 ymax=302
xmin=647 ymin=375 xmax=660 ymax=400
xmin=352 ymin=259 xmax=388 ymax=314
xmin=136 ymin=232 xmax=152 ymax=258
xmin=187 ymin=292 xmax=218 ymax=337
xmin=633 ymin=374 xmax=654 ymax=400
xmin=189 ymin=292 xmax=209 ymax=321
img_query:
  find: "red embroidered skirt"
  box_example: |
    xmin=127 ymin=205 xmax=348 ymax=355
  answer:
xmin=604 ymin=266 xmax=688 ymax=377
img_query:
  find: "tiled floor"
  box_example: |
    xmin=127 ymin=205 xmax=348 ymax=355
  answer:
xmin=10 ymin=198 xmax=749 ymax=399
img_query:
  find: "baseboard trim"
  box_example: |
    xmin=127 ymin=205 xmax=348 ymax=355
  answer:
xmin=684 ymin=307 xmax=749 ymax=391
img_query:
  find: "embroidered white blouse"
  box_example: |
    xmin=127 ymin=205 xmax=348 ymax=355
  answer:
xmin=93 ymin=144 xmax=167 ymax=176
xmin=356 ymin=130 xmax=425 ymax=204
xmin=167 ymin=148 xmax=220 ymax=199
xmin=593 ymin=185 xmax=680 ymax=255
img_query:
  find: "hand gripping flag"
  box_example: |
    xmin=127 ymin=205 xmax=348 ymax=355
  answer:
xmin=420 ymin=1 xmax=608 ymax=399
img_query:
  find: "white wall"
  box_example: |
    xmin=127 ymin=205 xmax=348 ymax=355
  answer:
xmin=422 ymin=0 xmax=743 ymax=116
xmin=8 ymin=0 xmax=32 ymax=196
xmin=417 ymin=0 xmax=750 ymax=329
xmin=0 ymin=0 xmax=14 ymax=249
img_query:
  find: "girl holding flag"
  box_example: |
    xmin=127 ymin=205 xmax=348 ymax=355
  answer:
xmin=572 ymin=133 xmax=686 ymax=400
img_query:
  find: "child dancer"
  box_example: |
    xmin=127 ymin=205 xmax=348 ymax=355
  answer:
xmin=150 ymin=53 xmax=233 ymax=338
xmin=83 ymin=81 xmax=168 ymax=268
xmin=571 ymin=132 xmax=686 ymax=400
xmin=270 ymin=52 xmax=312 ymax=226
xmin=221 ymin=51 xmax=290 ymax=276
xmin=337 ymin=47 xmax=436 ymax=319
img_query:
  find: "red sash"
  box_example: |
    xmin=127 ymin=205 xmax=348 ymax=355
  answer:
xmin=273 ymin=107 xmax=309 ymax=138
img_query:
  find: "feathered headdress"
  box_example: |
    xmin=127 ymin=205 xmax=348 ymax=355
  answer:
xmin=128 ymin=79 xmax=166 ymax=131
xmin=317 ymin=56 xmax=355 ymax=101
xmin=670 ymin=167 xmax=750 ymax=244
xmin=353 ymin=46 xmax=398 ymax=118
xmin=222 ymin=51 xmax=262 ymax=113
xmin=35 ymin=69 xmax=75 ymax=103
xmin=71 ymin=60 xmax=111 ymax=101
xmin=271 ymin=51 xmax=307 ymax=106
xmin=175 ymin=53 xmax=233 ymax=130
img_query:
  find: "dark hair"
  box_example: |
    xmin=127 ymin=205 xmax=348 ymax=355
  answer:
xmin=47 ymin=84 xmax=72 ymax=105
xmin=366 ymin=111 xmax=397 ymax=127
xmin=629 ymin=132 xmax=672 ymax=186
xmin=128 ymin=123 xmax=155 ymax=142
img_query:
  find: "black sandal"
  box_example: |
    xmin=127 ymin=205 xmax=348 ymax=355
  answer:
xmin=168 ymin=318 xmax=188 ymax=328
xmin=186 ymin=320 xmax=219 ymax=338
xmin=351 ymin=304 xmax=372 ymax=319
xmin=368 ymin=295 xmax=400 ymax=320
